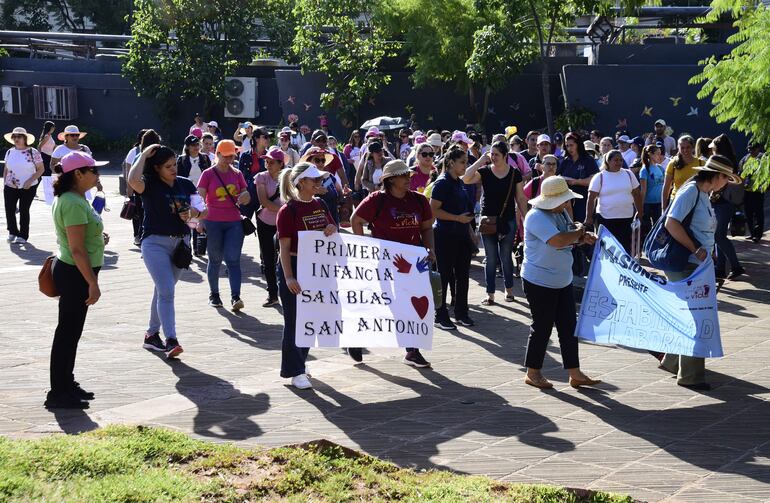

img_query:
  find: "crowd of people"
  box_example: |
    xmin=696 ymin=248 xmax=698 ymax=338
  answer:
xmin=1 ymin=113 xmax=765 ymax=407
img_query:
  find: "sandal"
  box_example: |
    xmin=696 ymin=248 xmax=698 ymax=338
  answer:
xmin=481 ymin=298 xmax=495 ymax=306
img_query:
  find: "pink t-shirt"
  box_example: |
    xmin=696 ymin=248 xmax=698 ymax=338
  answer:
xmin=254 ymin=171 xmax=282 ymax=226
xmin=197 ymin=167 xmax=247 ymax=222
xmin=409 ymin=168 xmax=433 ymax=193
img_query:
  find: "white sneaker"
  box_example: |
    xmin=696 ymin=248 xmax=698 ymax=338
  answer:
xmin=291 ymin=373 xmax=312 ymax=390
xmin=14 ymin=237 xmax=26 ymax=244
xmin=6 ymin=235 xmax=15 ymax=243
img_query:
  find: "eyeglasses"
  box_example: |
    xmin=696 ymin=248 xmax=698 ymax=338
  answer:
xmin=420 ymin=152 xmax=434 ymax=158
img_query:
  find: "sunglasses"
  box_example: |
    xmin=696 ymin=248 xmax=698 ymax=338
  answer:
xmin=420 ymin=152 xmax=434 ymax=158
xmin=66 ymin=134 xmax=80 ymax=139
xmin=400 ymin=135 xmax=409 ymax=139
xmin=310 ymin=157 xmax=326 ymax=163
xmin=543 ymin=162 xmax=557 ymax=166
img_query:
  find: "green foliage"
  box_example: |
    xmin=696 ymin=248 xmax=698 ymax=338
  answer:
xmin=0 ymin=425 xmax=634 ymax=502
xmin=123 ymin=0 xmax=257 ymax=123
xmin=555 ymin=106 xmax=597 ymax=133
xmin=466 ymin=21 xmax=539 ymax=94
xmin=257 ymin=0 xmax=298 ymax=62
xmin=292 ymin=0 xmax=398 ymax=126
xmin=690 ymin=3 xmax=770 ymax=190
xmin=0 ymin=0 xmax=132 ymax=34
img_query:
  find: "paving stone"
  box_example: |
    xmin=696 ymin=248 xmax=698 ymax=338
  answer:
xmin=2 ymin=174 xmax=770 ymax=502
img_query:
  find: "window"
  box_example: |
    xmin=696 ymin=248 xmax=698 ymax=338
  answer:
xmin=33 ymin=85 xmax=78 ymax=120
xmin=0 ymin=86 xmax=23 ymax=115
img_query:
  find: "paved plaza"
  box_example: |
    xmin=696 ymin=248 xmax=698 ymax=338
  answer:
xmin=1 ymin=172 xmax=769 ymax=502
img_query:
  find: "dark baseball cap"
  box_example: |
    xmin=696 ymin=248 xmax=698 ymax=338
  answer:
xmin=632 ymin=136 xmax=645 ymax=148
xmin=184 ymin=134 xmax=200 ymax=146
xmin=254 ymin=126 xmax=272 ymax=138
xmin=311 ymin=129 xmax=328 ymax=141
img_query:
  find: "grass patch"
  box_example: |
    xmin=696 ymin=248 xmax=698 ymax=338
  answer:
xmin=0 ymin=426 xmax=634 ymax=502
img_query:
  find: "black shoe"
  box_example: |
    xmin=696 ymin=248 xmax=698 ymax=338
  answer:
xmin=727 ymin=266 xmax=745 ymax=280
xmin=346 ymin=347 xmax=363 ymax=363
xmin=262 ymin=296 xmax=280 ymax=307
xmin=752 ymin=237 xmax=761 ymax=243
xmin=165 ymin=339 xmax=183 ymax=359
xmin=44 ymin=391 xmax=89 ymax=409
xmin=455 ymin=316 xmax=475 ymax=327
xmin=209 ymin=293 xmax=223 ymax=308
xmin=434 ymin=313 xmax=457 ymax=331
xmin=715 ymin=270 xmax=727 ymax=280
xmin=678 ymin=382 xmax=711 ymax=391
xmin=142 ymin=332 xmax=166 ymax=352
xmin=72 ymin=381 xmax=95 ymax=401
xmin=403 ymin=350 xmax=431 ymax=368
xmin=231 ymin=296 xmax=244 ymax=311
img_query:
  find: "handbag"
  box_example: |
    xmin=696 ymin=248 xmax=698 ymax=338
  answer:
xmin=730 ymin=210 xmax=747 ymax=237
xmin=212 ymin=167 xmax=257 ymax=236
xmin=479 ymin=168 xmax=516 ymax=236
xmin=39 ymin=255 xmax=58 ymax=297
xmin=119 ymin=198 xmax=136 ymax=220
xmin=643 ymin=182 xmax=701 ymax=272
xmin=172 ymin=239 xmax=193 ymax=269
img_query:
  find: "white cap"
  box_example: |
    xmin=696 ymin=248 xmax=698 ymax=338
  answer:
xmin=617 ymin=135 xmax=632 ymax=143
xmin=208 ymin=121 xmax=218 ymax=128
xmin=536 ymin=134 xmax=551 ymax=145
xmin=292 ymin=165 xmax=331 ymax=186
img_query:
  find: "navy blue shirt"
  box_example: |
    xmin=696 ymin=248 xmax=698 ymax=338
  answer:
xmin=140 ymin=176 xmax=197 ymax=239
xmin=431 ymin=172 xmax=473 ymax=235
xmin=557 ymin=154 xmax=599 ymax=222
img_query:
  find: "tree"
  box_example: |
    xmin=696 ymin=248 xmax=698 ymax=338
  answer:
xmin=379 ymin=0 xmax=526 ymax=127
xmin=292 ymin=0 xmax=397 ymax=127
xmin=522 ymin=0 xmax=646 ymax=135
xmin=0 ymin=0 xmax=132 ymax=34
xmin=123 ymin=0 xmax=257 ymax=124
xmin=690 ymin=1 xmax=770 ymax=190
xmin=257 ymin=0 xmax=298 ymax=62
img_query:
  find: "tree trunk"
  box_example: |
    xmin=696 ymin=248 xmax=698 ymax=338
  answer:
xmin=541 ymin=56 xmax=554 ymax=136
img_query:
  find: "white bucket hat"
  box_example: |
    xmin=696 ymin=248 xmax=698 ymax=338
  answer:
xmin=57 ymin=125 xmax=87 ymax=141
xmin=529 ymin=176 xmax=583 ymax=210
xmin=4 ymin=127 xmax=35 ymax=145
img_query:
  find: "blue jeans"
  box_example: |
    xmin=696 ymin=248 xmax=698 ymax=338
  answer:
xmin=141 ymin=234 xmax=186 ymax=341
xmin=481 ymin=218 xmax=516 ymax=294
xmin=205 ymin=219 xmax=245 ymax=297
xmin=713 ymin=201 xmax=741 ymax=273
xmin=278 ymin=256 xmax=309 ymax=378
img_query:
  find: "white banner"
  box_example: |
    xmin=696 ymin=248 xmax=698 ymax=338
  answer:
xmin=576 ymin=226 xmax=723 ymax=358
xmin=296 ymin=231 xmax=435 ymax=349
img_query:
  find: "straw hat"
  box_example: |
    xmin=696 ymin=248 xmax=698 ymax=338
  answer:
xmin=299 ymin=146 xmax=334 ymax=166
xmin=4 ymin=127 xmax=35 ymax=145
xmin=694 ymin=155 xmax=742 ymax=184
xmin=529 ymin=176 xmax=583 ymax=210
xmin=380 ymin=160 xmax=411 ymax=181
xmin=57 ymin=125 xmax=87 ymax=141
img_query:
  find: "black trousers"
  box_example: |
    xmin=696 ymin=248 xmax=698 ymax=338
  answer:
xmin=744 ymin=191 xmax=765 ymax=240
xmin=278 ymin=256 xmax=308 ymax=378
xmin=257 ymin=219 xmax=278 ymax=298
xmin=523 ymin=279 xmax=579 ymax=370
xmin=4 ymin=184 xmax=38 ymax=240
xmin=597 ymin=214 xmax=633 ymax=253
xmin=50 ymin=259 xmax=100 ymax=394
xmin=435 ymin=230 xmax=471 ymax=319
xmin=131 ymin=193 xmax=144 ymax=239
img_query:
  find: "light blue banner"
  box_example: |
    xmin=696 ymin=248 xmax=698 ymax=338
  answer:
xmin=575 ymin=226 xmax=723 ymax=358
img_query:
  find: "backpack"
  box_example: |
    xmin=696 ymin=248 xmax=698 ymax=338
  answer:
xmin=643 ymin=182 xmax=701 ymax=272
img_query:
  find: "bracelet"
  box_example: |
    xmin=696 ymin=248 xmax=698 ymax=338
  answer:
xmin=694 ymin=247 xmax=704 ymax=254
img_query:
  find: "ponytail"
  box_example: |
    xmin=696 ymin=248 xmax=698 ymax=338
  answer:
xmin=641 ymin=145 xmax=658 ymax=169
xmin=280 ymin=162 xmax=314 ymax=202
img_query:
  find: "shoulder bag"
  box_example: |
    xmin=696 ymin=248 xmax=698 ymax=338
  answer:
xmin=39 ymin=256 xmax=58 ymax=297
xmin=212 ymin=167 xmax=257 ymax=236
xmin=643 ymin=182 xmax=701 ymax=272
xmin=479 ymin=168 xmax=516 ymax=236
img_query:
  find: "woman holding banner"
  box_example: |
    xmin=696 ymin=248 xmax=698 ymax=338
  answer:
xmin=521 ymin=176 xmax=601 ymax=390
xmin=276 ymin=162 xmax=338 ymax=390
xmin=658 ymin=155 xmax=738 ymax=391
xmin=348 ymin=160 xmax=436 ymax=367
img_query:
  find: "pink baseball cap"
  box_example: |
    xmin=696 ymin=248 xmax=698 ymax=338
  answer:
xmin=366 ymin=126 xmax=381 ymax=138
xmin=451 ymin=130 xmax=474 ymax=145
xmin=260 ymin=146 xmax=285 ymax=163
xmin=414 ymin=134 xmax=427 ymax=144
xmin=60 ymin=151 xmax=108 ymax=174
xmin=190 ymin=127 xmax=203 ymax=138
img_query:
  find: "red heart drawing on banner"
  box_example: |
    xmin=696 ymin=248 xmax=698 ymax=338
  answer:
xmin=411 ymin=296 xmax=429 ymax=319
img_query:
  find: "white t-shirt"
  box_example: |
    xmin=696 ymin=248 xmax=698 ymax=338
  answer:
xmin=124 ymin=146 xmax=139 ymax=166
xmin=188 ymin=156 xmax=202 ymax=185
xmin=241 ymin=137 xmax=252 ymax=153
xmin=4 ymin=148 xmax=42 ymax=188
xmin=621 ymin=148 xmax=636 ymax=167
xmin=52 ymin=143 xmax=92 ymax=160
xmin=589 ymin=168 xmax=639 ymax=219
xmin=205 ymin=151 xmax=216 ymax=164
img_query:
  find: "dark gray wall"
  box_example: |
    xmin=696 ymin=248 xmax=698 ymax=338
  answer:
xmin=596 ymin=44 xmax=732 ymax=65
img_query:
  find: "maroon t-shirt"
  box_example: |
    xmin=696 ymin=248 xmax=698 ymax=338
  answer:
xmin=355 ymin=191 xmax=432 ymax=246
xmin=276 ymin=199 xmax=335 ymax=253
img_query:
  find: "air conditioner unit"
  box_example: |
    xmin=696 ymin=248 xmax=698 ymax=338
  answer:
xmin=1 ymin=86 xmax=23 ymax=115
xmin=224 ymin=77 xmax=258 ymax=118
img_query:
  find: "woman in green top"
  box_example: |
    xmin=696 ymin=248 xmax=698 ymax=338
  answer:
xmin=46 ymin=151 xmax=107 ymax=410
